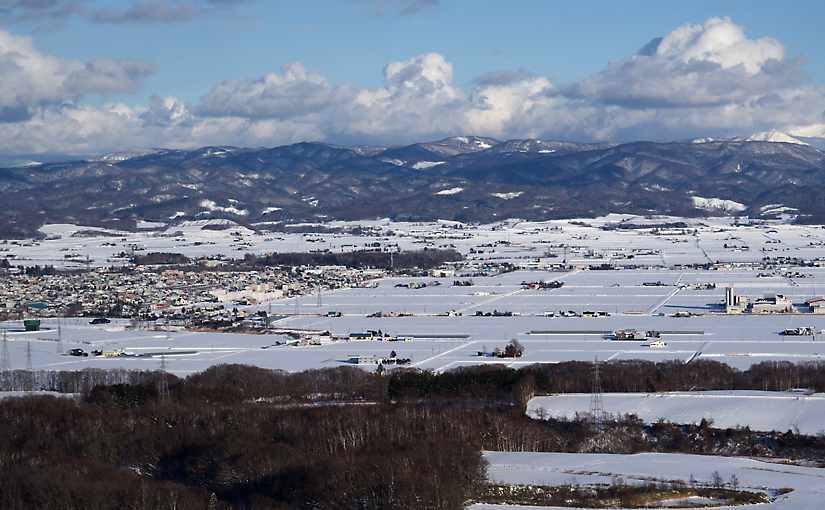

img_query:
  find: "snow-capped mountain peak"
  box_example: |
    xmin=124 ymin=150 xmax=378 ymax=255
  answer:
xmin=737 ymin=130 xmax=808 ymax=145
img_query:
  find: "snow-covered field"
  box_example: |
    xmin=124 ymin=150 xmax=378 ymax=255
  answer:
xmin=6 ymin=213 xmax=825 ymax=270
xmin=6 ymin=215 xmax=825 ymax=374
xmin=6 ymin=265 xmax=825 ymax=374
xmin=527 ymin=391 xmax=825 ymax=435
xmin=471 ymin=451 xmax=825 ymax=509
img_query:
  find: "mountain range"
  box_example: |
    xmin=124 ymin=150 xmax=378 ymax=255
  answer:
xmin=2 ymin=132 xmax=825 ymax=237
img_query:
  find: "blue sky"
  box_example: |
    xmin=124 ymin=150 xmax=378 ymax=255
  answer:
xmin=26 ymin=1 xmax=825 ymax=103
xmin=1 ymin=0 xmax=824 ymax=154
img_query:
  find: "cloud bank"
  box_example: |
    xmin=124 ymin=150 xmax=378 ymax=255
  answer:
xmin=1 ymin=16 xmax=824 ymax=155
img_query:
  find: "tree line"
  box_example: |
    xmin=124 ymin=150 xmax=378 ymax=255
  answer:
xmin=4 ymin=359 xmax=825 ymax=401
xmin=242 ymin=249 xmax=462 ymax=270
xmin=388 ymin=359 xmax=825 ymax=404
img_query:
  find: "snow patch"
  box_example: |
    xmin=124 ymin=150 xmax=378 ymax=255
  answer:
xmin=691 ymin=196 xmax=746 ymax=213
xmin=301 ymin=196 xmax=319 ymax=207
xmin=262 ymin=207 xmax=283 ymax=215
xmin=760 ymin=204 xmax=799 ymax=215
xmin=411 ymin=161 xmax=445 ymax=170
xmin=199 ymin=199 xmax=249 ymax=216
xmin=136 ymin=220 xmax=166 ymax=229
xmin=37 ymin=224 xmax=124 ymax=238
xmin=490 ymin=191 xmax=523 ymax=200
xmin=435 ymin=187 xmax=464 ymax=196
xmin=643 ymin=184 xmax=672 ymax=192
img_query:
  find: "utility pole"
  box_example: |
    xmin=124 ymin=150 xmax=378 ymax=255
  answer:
xmin=317 ymin=285 xmax=322 ymax=308
xmin=589 ymin=357 xmax=606 ymax=431
xmin=26 ymin=340 xmax=32 ymax=371
xmin=158 ymin=355 xmax=169 ymax=402
xmin=1 ymin=329 xmax=9 ymax=371
xmin=56 ymin=319 xmax=63 ymax=355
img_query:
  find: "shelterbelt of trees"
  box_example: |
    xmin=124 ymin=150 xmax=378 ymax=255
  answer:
xmin=5 ymin=359 xmax=825 ymax=397
xmin=128 ymin=248 xmax=463 ymax=270
xmin=3 ymin=360 xmax=825 ymax=509
xmin=242 ymin=248 xmax=463 ymax=270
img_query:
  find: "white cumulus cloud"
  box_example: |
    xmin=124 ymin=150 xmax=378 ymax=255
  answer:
xmin=2 ymin=17 xmax=825 ymax=156
xmin=0 ymin=29 xmax=152 ymax=121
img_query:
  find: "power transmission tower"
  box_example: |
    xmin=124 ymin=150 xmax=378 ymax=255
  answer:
xmin=589 ymin=357 xmax=606 ymax=430
xmin=1 ymin=329 xmax=9 ymax=371
xmin=158 ymin=355 xmax=169 ymax=402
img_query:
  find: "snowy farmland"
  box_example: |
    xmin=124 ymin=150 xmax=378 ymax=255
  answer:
xmin=6 ymin=213 xmax=825 ymax=270
xmin=527 ymin=391 xmax=825 ymax=435
xmin=6 ymin=266 xmax=825 ymax=374
xmin=471 ymin=451 xmax=825 ymax=509
xmin=6 ymin=265 xmax=825 ymax=373
xmin=6 ymin=214 xmax=825 ymax=374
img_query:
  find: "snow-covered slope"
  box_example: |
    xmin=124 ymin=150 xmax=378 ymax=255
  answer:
xmin=434 ymin=187 xmax=463 ymax=195
xmin=735 ymin=130 xmax=808 ymax=145
xmin=691 ymin=196 xmax=747 ymax=213
xmin=691 ymin=131 xmax=809 ymax=146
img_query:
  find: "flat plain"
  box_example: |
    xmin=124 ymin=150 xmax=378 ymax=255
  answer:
xmin=4 ymin=215 xmax=825 ymax=375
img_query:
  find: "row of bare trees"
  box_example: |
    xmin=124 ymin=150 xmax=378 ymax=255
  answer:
xmin=4 ymin=359 xmax=825 ymax=401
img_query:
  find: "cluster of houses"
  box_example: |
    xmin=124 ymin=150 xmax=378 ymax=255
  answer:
xmin=0 ymin=265 xmax=381 ymax=325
